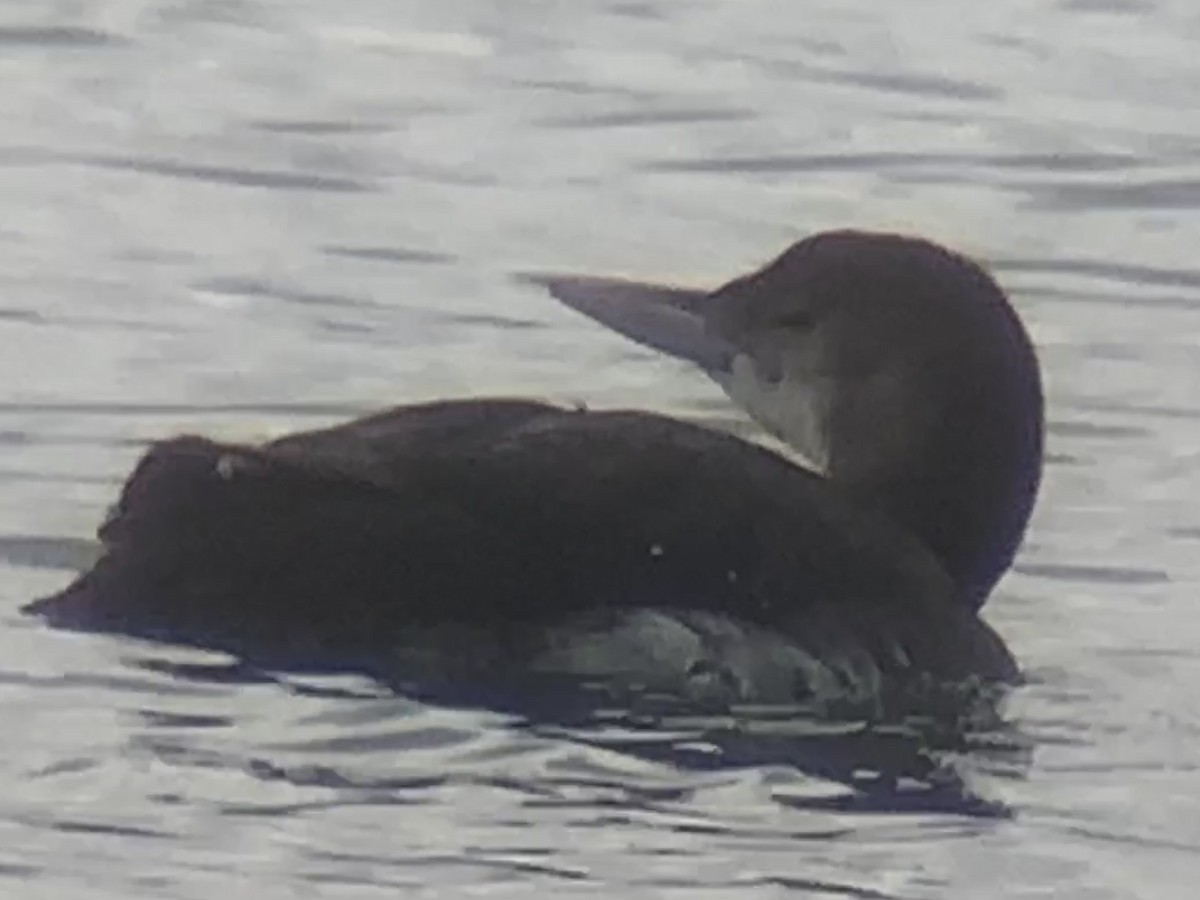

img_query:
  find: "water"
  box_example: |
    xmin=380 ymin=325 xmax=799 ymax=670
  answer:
xmin=1 ymin=0 xmax=1198 ymax=896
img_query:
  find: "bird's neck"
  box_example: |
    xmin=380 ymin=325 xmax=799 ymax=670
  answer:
xmin=830 ymin=340 xmax=1044 ymax=609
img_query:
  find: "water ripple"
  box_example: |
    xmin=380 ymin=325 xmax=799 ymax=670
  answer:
xmin=798 ymin=66 xmax=1003 ymax=102
xmin=995 ymin=256 xmax=1200 ymax=291
xmin=0 ymin=26 xmax=125 ymax=47
xmin=1028 ymin=177 xmax=1200 ymax=211
xmin=193 ymin=276 xmax=383 ymax=310
xmin=78 ymin=155 xmax=374 ymax=193
xmin=322 ymin=245 xmax=456 ymax=265
xmin=646 ymin=151 xmax=1143 ymax=175
xmin=536 ymin=108 xmax=752 ymax=129
xmin=1012 ymin=562 xmax=1170 ymax=586
xmin=0 ymin=535 xmax=99 ymax=571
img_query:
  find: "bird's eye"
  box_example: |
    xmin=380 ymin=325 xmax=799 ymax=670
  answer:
xmin=773 ymin=311 xmax=815 ymax=331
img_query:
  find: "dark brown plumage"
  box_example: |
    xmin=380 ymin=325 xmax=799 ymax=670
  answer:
xmin=25 ymin=230 xmax=1042 ymax=707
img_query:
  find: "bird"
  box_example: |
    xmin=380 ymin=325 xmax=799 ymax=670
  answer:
xmin=24 ymin=229 xmax=1043 ymax=715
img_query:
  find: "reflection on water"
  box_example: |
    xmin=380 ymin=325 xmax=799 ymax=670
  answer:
xmin=127 ymin=643 xmax=1026 ymax=819
xmin=2 ymin=0 xmax=1200 ymax=896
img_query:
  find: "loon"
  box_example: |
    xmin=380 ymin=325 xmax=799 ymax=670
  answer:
xmin=24 ymin=230 xmax=1043 ymax=706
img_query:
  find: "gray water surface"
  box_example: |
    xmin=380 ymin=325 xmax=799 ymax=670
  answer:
xmin=2 ymin=0 xmax=1199 ymax=897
